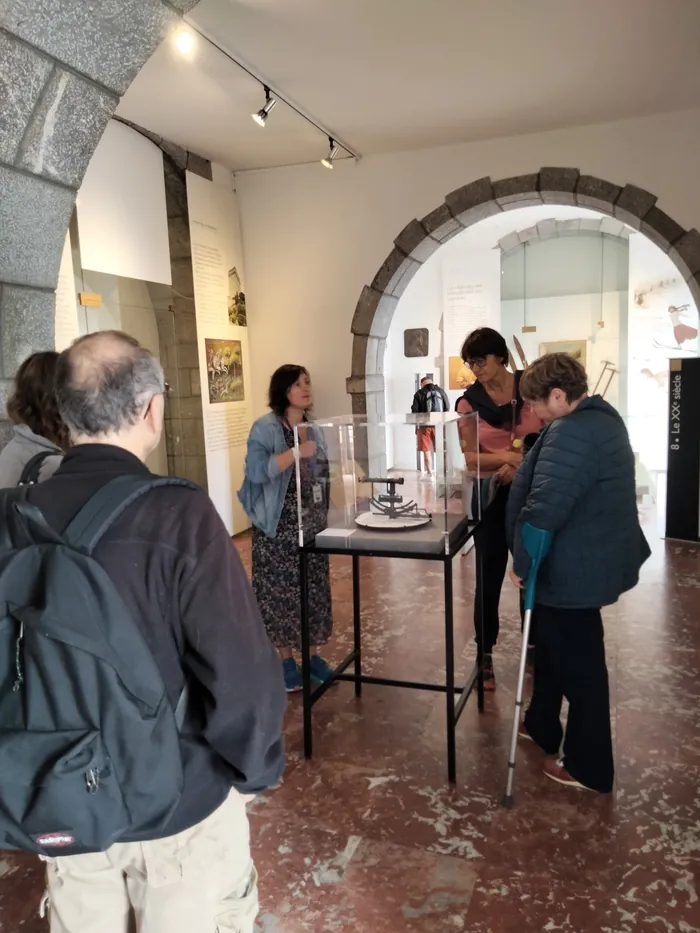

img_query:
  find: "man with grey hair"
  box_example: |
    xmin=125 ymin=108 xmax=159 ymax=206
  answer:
xmin=24 ymin=331 xmax=286 ymax=933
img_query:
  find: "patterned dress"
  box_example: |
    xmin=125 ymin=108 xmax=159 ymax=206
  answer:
xmin=252 ymin=422 xmax=333 ymax=650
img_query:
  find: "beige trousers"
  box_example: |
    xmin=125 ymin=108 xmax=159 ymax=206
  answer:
xmin=42 ymin=791 xmax=258 ymax=933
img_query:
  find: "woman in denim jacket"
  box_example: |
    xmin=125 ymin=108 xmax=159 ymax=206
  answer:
xmin=239 ymin=365 xmax=333 ymax=692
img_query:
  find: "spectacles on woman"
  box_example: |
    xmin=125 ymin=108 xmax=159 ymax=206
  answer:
xmin=464 ymin=357 xmax=487 ymax=370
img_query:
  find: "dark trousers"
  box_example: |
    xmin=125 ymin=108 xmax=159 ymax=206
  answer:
xmin=524 ymin=605 xmax=614 ymax=793
xmin=473 ymin=484 xmax=533 ymax=653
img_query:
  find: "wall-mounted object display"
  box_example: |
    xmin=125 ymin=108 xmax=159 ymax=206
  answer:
xmin=539 ymin=340 xmax=587 ymax=369
xmin=513 ymin=335 xmax=529 ymax=368
xmin=448 ymin=356 xmax=476 ymax=390
xmin=404 ymin=328 xmax=429 ymax=357
xmin=592 ymin=361 xmax=619 ymax=399
xmin=666 ymin=357 xmax=700 ymax=542
xmin=205 ymin=338 xmax=245 ymax=404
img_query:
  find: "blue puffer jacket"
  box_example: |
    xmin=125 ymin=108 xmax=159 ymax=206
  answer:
xmin=506 ymin=396 xmax=651 ymax=609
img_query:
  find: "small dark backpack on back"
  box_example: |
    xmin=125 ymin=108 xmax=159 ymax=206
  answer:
xmin=427 ymin=388 xmax=445 ymax=413
xmin=0 ymin=474 xmax=195 ymax=856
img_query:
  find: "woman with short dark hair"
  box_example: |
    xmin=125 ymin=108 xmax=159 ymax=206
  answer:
xmin=239 ymin=365 xmax=334 ymax=692
xmin=0 ymin=351 xmax=69 ymax=487
xmin=457 ymin=327 xmax=542 ymax=690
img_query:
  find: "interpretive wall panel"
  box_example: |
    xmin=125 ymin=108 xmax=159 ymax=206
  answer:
xmin=186 ymin=169 xmax=251 ymax=534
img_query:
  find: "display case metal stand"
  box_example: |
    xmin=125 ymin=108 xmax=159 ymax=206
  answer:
xmin=299 ymin=518 xmax=484 ymax=783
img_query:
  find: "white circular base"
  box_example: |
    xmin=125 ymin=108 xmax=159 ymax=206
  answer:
xmin=355 ymin=511 xmax=432 ymax=531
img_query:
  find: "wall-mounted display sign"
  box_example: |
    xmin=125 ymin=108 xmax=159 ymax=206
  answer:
xmin=665 ymin=357 xmax=700 ymax=542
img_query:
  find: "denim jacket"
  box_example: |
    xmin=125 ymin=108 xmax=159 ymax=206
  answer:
xmin=238 ymin=411 xmax=326 ymax=538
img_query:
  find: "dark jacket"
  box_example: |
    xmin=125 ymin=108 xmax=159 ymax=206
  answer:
xmin=411 ymin=383 xmax=450 ymax=414
xmin=27 ymin=444 xmax=286 ymax=840
xmin=506 ymin=396 xmax=650 ymax=609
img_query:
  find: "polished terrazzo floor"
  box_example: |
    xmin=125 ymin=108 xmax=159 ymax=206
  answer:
xmin=1 ymin=504 xmax=698 ymax=932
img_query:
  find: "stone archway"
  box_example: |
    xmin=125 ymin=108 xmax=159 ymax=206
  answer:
xmin=347 ymin=168 xmax=700 ymax=419
xmin=0 ymin=0 xmax=199 ymax=442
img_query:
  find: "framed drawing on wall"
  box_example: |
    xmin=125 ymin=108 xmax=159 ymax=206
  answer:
xmin=539 ymin=340 xmax=587 ymax=369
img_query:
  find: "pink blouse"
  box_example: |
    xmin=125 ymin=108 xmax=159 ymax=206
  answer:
xmin=457 ymin=396 xmax=543 ymax=454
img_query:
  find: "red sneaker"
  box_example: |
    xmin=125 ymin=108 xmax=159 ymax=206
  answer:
xmin=543 ymin=758 xmax=590 ymax=790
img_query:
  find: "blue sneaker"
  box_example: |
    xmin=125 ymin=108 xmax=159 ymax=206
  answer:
xmin=282 ymin=658 xmax=302 ymax=693
xmin=309 ymin=654 xmax=335 ymax=685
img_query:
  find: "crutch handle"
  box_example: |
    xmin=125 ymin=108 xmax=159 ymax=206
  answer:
xmin=521 ymin=523 xmax=552 ymax=612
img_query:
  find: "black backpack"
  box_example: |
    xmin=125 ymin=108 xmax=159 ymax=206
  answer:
xmin=0 ymin=474 xmax=195 ymax=856
xmin=427 ymin=388 xmax=445 ymax=413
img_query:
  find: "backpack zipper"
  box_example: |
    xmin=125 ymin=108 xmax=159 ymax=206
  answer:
xmin=85 ymin=768 xmax=101 ymax=794
xmin=12 ymin=622 xmax=24 ymax=692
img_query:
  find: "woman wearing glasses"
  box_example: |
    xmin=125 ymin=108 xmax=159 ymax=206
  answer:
xmin=457 ymin=328 xmax=542 ymax=690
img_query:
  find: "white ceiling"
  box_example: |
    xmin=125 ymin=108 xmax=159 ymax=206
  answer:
xmin=117 ymin=0 xmax=700 ymax=172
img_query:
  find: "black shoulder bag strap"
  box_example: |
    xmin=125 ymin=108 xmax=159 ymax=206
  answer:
xmin=18 ymin=450 xmax=59 ymax=486
xmin=62 ymin=474 xmax=198 ymax=554
xmin=62 ymin=473 xmax=199 ymax=730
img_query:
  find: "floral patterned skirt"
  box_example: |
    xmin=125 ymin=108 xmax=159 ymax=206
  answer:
xmin=252 ymin=493 xmax=333 ymax=651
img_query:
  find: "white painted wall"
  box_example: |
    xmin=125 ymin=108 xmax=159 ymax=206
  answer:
xmin=236 ymin=108 xmax=700 ymax=420
xmin=80 ymin=271 xmax=169 ymax=476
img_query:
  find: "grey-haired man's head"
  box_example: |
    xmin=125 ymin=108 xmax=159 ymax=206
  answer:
xmin=55 ymin=331 xmax=166 ymax=462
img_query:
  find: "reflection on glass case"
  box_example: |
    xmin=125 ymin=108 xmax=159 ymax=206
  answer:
xmin=293 ymin=413 xmax=480 ymax=555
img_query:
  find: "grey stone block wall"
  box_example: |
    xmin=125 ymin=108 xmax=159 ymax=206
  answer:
xmin=0 ymin=0 xmax=199 ymax=430
xmin=151 ymin=155 xmax=208 ymax=490
xmin=349 ymin=168 xmax=700 ymax=421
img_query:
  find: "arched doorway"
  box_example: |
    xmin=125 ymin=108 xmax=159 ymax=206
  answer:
xmin=347 ymin=168 xmax=700 ymax=418
xmin=0 ymin=2 xmax=198 ymax=440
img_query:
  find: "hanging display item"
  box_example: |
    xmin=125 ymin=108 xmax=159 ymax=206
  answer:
xmin=592 ymin=361 xmax=619 ymax=398
xmin=512 ymin=335 xmax=529 ymax=369
xmin=355 ymin=477 xmax=432 ymax=531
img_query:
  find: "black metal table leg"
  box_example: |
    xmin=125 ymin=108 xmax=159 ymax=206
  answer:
xmin=352 ymin=554 xmax=362 ymax=698
xmin=300 ymin=549 xmax=313 ymax=758
xmin=444 ymin=555 xmax=456 ymax=783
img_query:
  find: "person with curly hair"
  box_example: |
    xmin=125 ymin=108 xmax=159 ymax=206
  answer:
xmin=0 ymin=351 xmax=69 ymax=487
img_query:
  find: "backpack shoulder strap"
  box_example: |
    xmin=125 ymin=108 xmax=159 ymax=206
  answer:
xmin=63 ymin=475 xmax=199 ymax=554
xmin=18 ymin=450 xmax=58 ymax=486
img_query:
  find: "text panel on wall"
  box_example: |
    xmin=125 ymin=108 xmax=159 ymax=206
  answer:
xmin=186 ymin=170 xmax=251 ymax=535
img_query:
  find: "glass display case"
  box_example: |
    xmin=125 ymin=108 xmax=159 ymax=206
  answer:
xmin=293 ymin=412 xmax=480 ymax=556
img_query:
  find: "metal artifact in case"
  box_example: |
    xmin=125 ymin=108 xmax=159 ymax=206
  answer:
xmin=293 ymin=412 xmax=480 ymax=556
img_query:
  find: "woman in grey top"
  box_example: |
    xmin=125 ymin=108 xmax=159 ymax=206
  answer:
xmin=0 ymin=351 xmax=68 ymax=487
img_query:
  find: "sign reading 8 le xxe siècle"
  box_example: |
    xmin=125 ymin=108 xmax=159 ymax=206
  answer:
xmin=665 ymin=359 xmax=700 ymax=543
xmin=669 ymin=374 xmax=681 ymax=452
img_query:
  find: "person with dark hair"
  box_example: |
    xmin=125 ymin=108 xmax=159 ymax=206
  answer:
xmin=0 ymin=351 xmax=69 ymax=487
xmin=507 ymin=353 xmax=650 ymax=792
xmin=18 ymin=331 xmax=285 ymax=932
xmin=239 ymin=365 xmax=334 ymax=693
xmin=411 ymin=375 xmax=450 ymax=479
xmin=456 ymin=327 xmax=542 ymax=690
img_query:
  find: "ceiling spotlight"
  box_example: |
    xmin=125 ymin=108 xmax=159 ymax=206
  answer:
xmin=174 ymin=29 xmax=194 ymax=55
xmin=252 ymin=87 xmax=277 ymax=127
xmin=321 ymin=137 xmax=340 ymax=169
